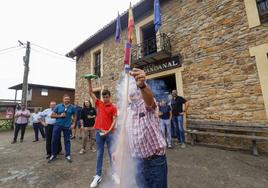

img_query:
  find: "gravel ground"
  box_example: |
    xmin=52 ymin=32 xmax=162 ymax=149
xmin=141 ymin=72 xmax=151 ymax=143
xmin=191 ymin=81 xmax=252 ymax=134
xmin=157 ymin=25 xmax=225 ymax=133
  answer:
xmin=0 ymin=129 xmax=268 ymax=188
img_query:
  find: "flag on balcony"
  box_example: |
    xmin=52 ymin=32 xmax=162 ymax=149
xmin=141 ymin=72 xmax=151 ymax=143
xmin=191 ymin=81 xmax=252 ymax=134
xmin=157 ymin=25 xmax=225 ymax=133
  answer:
xmin=127 ymin=3 xmax=134 ymax=44
xmin=124 ymin=42 xmax=131 ymax=65
xmin=115 ymin=12 xmax=121 ymax=44
xmin=154 ymin=0 xmax=162 ymax=33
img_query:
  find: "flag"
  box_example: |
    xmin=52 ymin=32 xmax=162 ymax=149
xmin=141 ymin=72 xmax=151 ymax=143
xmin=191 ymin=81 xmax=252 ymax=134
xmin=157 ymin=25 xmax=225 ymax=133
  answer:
xmin=115 ymin=12 xmax=121 ymax=44
xmin=127 ymin=3 xmax=134 ymax=44
xmin=154 ymin=0 xmax=162 ymax=33
xmin=124 ymin=42 xmax=131 ymax=65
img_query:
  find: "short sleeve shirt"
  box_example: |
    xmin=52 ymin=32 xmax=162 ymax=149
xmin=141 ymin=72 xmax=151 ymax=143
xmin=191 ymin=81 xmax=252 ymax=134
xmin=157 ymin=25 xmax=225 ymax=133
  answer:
xmin=81 ymin=107 xmax=96 ymax=127
xmin=127 ymin=99 xmax=166 ymax=158
xmin=159 ymin=105 xmax=171 ymax=120
xmin=53 ymin=103 xmax=76 ymax=128
xmin=171 ymin=96 xmax=187 ymax=116
xmin=94 ymin=99 xmax=117 ymax=131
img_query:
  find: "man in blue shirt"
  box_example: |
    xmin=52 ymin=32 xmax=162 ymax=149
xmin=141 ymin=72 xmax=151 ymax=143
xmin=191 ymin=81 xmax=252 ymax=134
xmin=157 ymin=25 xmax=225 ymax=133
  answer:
xmin=49 ymin=94 xmax=76 ymax=163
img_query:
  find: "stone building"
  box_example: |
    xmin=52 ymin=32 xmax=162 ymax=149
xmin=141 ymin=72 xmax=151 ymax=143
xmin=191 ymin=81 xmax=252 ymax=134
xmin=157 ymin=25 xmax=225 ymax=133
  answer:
xmin=67 ymin=0 xmax=268 ymax=148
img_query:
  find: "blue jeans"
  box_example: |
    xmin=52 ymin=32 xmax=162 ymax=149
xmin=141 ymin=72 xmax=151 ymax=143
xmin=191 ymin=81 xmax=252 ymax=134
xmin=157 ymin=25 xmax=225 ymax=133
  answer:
xmin=159 ymin=119 xmax=172 ymax=146
xmin=51 ymin=125 xmax=71 ymax=157
xmin=172 ymin=115 xmax=185 ymax=143
xmin=135 ymin=155 xmax=167 ymax=188
xmin=95 ymin=130 xmax=115 ymax=176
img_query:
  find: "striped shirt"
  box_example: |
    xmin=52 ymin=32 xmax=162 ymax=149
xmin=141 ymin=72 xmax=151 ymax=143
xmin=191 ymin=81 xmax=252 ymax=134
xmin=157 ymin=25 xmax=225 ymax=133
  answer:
xmin=127 ymin=99 xmax=166 ymax=158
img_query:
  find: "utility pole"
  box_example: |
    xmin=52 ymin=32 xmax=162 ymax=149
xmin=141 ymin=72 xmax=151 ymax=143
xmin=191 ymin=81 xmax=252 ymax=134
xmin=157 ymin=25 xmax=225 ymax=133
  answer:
xmin=20 ymin=41 xmax=31 ymax=107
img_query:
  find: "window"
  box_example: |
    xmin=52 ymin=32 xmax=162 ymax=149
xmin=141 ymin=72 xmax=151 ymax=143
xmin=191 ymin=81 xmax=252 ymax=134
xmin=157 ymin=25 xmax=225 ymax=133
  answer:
xmin=257 ymin=0 xmax=268 ymax=23
xmin=94 ymin=51 xmax=101 ymax=78
xmin=41 ymin=89 xmax=48 ymax=96
xmin=141 ymin=23 xmax=157 ymax=56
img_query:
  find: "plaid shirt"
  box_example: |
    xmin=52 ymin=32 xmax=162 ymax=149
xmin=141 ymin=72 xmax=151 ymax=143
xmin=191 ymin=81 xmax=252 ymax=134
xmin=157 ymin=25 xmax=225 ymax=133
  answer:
xmin=127 ymin=99 xmax=166 ymax=158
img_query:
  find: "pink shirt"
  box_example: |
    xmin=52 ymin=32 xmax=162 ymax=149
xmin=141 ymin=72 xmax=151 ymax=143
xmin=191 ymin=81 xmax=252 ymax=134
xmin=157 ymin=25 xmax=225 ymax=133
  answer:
xmin=127 ymin=100 xmax=166 ymax=158
xmin=15 ymin=110 xmax=30 ymax=124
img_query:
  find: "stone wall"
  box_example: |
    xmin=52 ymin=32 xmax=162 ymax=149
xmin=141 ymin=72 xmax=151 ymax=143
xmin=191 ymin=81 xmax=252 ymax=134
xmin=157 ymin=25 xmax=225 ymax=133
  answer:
xmin=75 ymin=0 xmax=268 ymax=124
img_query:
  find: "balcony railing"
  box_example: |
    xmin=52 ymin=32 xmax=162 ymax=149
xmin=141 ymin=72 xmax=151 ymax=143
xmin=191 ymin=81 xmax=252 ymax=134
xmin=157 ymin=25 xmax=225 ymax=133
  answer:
xmin=131 ymin=33 xmax=171 ymax=66
xmin=257 ymin=0 xmax=268 ymax=23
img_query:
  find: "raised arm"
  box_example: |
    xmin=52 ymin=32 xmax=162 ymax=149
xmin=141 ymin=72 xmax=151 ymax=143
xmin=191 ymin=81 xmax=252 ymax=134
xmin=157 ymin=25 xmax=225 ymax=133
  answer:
xmin=87 ymin=79 xmax=97 ymax=104
xmin=130 ymin=68 xmax=155 ymax=108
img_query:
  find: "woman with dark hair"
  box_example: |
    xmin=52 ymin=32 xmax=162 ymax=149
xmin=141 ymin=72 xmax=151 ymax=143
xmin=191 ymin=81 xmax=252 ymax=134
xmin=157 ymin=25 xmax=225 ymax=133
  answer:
xmin=80 ymin=100 xmax=96 ymax=154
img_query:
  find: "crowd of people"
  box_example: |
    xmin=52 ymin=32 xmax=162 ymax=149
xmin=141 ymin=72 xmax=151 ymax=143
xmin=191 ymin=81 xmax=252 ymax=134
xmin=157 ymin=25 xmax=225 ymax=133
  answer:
xmin=11 ymin=68 xmax=189 ymax=188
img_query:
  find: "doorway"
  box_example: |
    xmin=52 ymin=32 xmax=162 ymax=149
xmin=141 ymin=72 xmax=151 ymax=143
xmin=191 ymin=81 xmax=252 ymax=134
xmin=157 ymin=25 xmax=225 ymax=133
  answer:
xmin=147 ymin=74 xmax=176 ymax=102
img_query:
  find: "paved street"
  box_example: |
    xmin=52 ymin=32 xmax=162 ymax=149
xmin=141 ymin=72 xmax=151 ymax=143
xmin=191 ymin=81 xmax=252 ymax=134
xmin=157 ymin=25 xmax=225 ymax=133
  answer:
xmin=0 ymin=129 xmax=268 ymax=188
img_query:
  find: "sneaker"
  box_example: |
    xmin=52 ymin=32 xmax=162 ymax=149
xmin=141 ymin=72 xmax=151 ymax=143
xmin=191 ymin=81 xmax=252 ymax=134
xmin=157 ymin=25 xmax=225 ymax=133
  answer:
xmin=66 ymin=156 xmax=72 ymax=163
xmin=91 ymin=148 xmax=96 ymax=153
xmin=111 ymin=173 xmax=120 ymax=185
xmin=46 ymin=155 xmax=51 ymax=159
xmin=181 ymin=143 xmax=186 ymax=148
xmin=90 ymin=175 xmax=102 ymax=188
xmin=11 ymin=140 xmax=17 ymax=144
xmin=168 ymin=145 xmax=173 ymax=149
xmin=79 ymin=149 xmax=85 ymax=154
xmin=71 ymin=136 xmax=76 ymax=140
xmin=48 ymin=155 xmax=57 ymax=163
xmin=33 ymin=140 xmax=38 ymax=142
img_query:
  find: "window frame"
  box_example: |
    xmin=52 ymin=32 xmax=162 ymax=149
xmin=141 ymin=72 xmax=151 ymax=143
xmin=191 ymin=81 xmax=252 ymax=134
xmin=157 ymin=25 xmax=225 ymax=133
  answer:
xmin=41 ymin=88 xmax=48 ymax=96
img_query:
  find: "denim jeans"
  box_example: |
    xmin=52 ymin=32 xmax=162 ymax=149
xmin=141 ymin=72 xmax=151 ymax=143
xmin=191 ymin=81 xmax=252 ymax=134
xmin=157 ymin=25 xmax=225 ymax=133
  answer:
xmin=159 ymin=119 xmax=172 ymax=146
xmin=95 ymin=130 xmax=115 ymax=176
xmin=135 ymin=155 xmax=167 ymax=188
xmin=33 ymin=123 xmax=45 ymax=140
xmin=45 ymin=124 xmax=62 ymax=155
xmin=51 ymin=125 xmax=71 ymax=157
xmin=173 ymin=115 xmax=185 ymax=143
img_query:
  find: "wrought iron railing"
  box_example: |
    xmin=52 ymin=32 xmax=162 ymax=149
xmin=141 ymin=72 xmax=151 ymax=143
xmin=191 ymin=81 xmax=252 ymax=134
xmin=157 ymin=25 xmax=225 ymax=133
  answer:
xmin=131 ymin=33 xmax=171 ymax=62
xmin=257 ymin=0 xmax=268 ymax=23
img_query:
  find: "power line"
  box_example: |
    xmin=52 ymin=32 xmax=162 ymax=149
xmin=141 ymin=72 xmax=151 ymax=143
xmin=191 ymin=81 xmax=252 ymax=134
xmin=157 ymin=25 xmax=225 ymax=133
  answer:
xmin=0 ymin=45 xmax=20 ymax=52
xmin=0 ymin=47 xmax=23 ymax=55
xmin=31 ymin=43 xmax=67 ymax=58
xmin=31 ymin=47 xmax=75 ymax=62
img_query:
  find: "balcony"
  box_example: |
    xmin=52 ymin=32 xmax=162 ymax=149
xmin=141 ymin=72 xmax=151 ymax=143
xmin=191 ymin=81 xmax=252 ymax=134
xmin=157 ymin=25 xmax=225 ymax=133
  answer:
xmin=131 ymin=33 xmax=171 ymax=67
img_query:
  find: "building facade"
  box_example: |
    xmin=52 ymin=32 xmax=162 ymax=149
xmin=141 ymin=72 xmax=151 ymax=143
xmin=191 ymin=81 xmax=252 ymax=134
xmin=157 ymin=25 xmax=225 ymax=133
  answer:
xmin=68 ymin=0 xmax=268 ymax=125
xmin=9 ymin=83 xmax=75 ymax=110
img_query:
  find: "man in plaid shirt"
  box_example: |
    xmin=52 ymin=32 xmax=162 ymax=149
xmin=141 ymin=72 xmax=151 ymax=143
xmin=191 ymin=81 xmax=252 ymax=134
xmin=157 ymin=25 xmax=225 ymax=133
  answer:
xmin=125 ymin=68 xmax=167 ymax=188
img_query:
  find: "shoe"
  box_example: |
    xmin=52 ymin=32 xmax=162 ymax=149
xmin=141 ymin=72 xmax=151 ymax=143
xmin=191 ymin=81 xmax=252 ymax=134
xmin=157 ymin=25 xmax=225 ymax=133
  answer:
xmin=48 ymin=155 xmax=57 ymax=163
xmin=111 ymin=173 xmax=120 ymax=185
xmin=33 ymin=140 xmax=38 ymax=142
xmin=79 ymin=149 xmax=85 ymax=154
xmin=168 ymin=145 xmax=173 ymax=149
xmin=90 ymin=175 xmax=102 ymax=188
xmin=66 ymin=156 xmax=72 ymax=163
xmin=46 ymin=155 xmax=51 ymax=159
xmin=91 ymin=149 xmax=96 ymax=153
xmin=71 ymin=136 xmax=76 ymax=139
xmin=79 ymin=136 xmax=82 ymax=140
xmin=181 ymin=143 xmax=186 ymax=148
xmin=11 ymin=140 xmax=17 ymax=144
xmin=20 ymin=139 xmax=23 ymax=143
